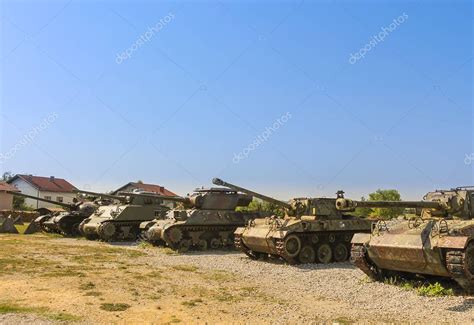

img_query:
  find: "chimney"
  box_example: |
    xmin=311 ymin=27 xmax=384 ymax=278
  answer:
xmin=50 ymin=176 xmax=55 ymax=182
xmin=160 ymin=186 xmax=164 ymax=193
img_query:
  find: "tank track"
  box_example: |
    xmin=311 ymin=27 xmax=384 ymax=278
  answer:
xmin=164 ymin=224 xmax=243 ymax=251
xmin=269 ymin=231 xmax=356 ymax=264
xmin=446 ymin=249 xmax=474 ymax=293
xmin=98 ymin=221 xmax=143 ymax=241
xmin=351 ymin=244 xmax=381 ymax=280
xmin=234 ymin=233 xmax=262 ymax=259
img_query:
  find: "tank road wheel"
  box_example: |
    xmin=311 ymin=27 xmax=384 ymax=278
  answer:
xmin=317 ymin=244 xmax=333 ymax=264
xmin=178 ymin=240 xmax=191 ymax=253
xmin=210 ymin=238 xmax=221 ymax=249
xmin=334 ymin=243 xmax=349 ymax=262
xmin=70 ymin=223 xmax=81 ymax=237
xmin=283 ymin=235 xmax=301 ymax=257
xmin=197 ymin=239 xmax=208 ymax=251
xmin=446 ymin=242 xmax=474 ymax=293
xmin=298 ymin=246 xmax=316 ymax=264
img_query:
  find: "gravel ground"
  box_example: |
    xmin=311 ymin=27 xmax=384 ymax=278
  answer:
xmin=142 ymin=249 xmax=474 ymax=323
xmin=0 ymin=314 xmax=55 ymax=325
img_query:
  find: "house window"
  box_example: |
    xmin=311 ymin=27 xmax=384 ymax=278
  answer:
xmin=44 ymin=196 xmax=52 ymax=200
xmin=57 ymin=197 xmax=63 ymax=203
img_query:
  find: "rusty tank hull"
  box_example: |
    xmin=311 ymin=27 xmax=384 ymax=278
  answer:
xmin=341 ymin=187 xmax=474 ymax=292
xmin=213 ymin=178 xmax=374 ymax=264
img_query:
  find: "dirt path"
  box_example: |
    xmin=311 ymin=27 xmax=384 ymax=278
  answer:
xmin=0 ymin=234 xmax=473 ymax=324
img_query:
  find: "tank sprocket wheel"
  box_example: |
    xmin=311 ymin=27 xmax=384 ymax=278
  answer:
xmin=167 ymin=227 xmax=183 ymax=244
xmin=283 ymin=235 xmax=301 ymax=257
xmin=298 ymin=245 xmax=316 ymax=264
xmin=334 ymin=243 xmax=349 ymax=262
xmin=197 ymin=239 xmax=208 ymax=251
xmin=98 ymin=222 xmax=116 ymax=241
xmin=317 ymin=244 xmax=333 ymax=264
xmin=70 ymin=223 xmax=81 ymax=237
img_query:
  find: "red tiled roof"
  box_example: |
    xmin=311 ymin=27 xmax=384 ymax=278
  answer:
xmin=113 ymin=182 xmax=177 ymax=197
xmin=9 ymin=175 xmax=77 ymax=193
xmin=0 ymin=182 xmax=19 ymax=192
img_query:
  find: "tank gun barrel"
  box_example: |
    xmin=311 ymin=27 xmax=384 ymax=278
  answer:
xmin=8 ymin=191 xmax=77 ymax=210
xmin=117 ymin=191 xmax=187 ymax=203
xmin=212 ymin=178 xmax=292 ymax=209
xmin=335 ymin=198 xmax=443 ymax=211
xmin=73 ymin=189 xmax=127 ymax=202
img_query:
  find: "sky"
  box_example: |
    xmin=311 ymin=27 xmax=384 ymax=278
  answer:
xmin=0 ymin=0 xmax=472 ymax=200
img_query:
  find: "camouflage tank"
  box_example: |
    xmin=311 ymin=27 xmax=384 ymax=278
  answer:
xmin=78 ymin=190 xmax=172 ymax=241
xmin=8 ymin=191 xmax=98 ymax=235
xmin=336 ymin=187 xmax=474 ymax=292
xmin=140 ymin=186 xmax=265 ymax=251
xmin=212 ymin=178 xmax=373 ymax=264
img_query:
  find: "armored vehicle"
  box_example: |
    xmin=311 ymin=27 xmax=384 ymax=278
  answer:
xmin=8 ymin=191 xmax=97 ymax=236
xmin=78 ymin=190 xmax=172 ymax=241
xmin=336 ymin=187 xmax=474 ymax=292
xmin=140 ymin=186 xmax=265 ymax=251
xmin=212 ymin=178 xmax=373 ymax=264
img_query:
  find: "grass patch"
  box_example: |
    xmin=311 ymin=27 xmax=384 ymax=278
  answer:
xmin=171 ymin=265 xmax=198 ymax=272
xmin=417 ymin=282 xmax=454 ymax=297
xmin=160 ymin=247 xmax=178 ymax=255
xmin=84 ymin=291 xmax=103 ymax=297
xmin=42 ymin=270 xmax=85 ymax=278
xmin=138 ymin=241 xmax=152 ymax=249
xmin=181 ymin=298 xmax=203 ymax=307
xmin=203 ymin=270 xmax=235 ymax=282
xmin=333 ymin=317 xmax=353 ymax=324
xmin=385 ymin=277 xmax=454 ymax=297
xmin=0 ymin=303 xmax=80 ymax=321
xmin=100 ymin=303 xmax=131 ymax=312
xmin=79 ymin=282 xmax=96 ymax=290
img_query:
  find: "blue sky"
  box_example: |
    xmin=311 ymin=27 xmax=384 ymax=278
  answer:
xmin=1 ymin=0 xmax=472 ymax=200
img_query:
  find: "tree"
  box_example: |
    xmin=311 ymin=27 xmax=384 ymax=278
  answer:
xmin=237 ymin=198 xmax=284 ymax=217
xmin=364 ymin=189 xmax=404 ymax=219
xmin=1 ymin=172 xmax=13 ymax=181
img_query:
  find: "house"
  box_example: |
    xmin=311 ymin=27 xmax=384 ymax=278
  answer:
xmin=0 ymin=182 xmax=20 ymax=210
xmin=7 ymin=174 xmax=77 ymax=209
xmin=112 ymin=182 xmax=178 ymax=208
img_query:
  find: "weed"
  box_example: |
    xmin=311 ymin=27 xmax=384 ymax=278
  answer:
xmin=181 ymin=298 xmax=203 ymax=307
xmin=417 ymin=282 xmax=454 ymax=297
xmin=84 ymin=291 xmax=103 ymax=297
xmin=79 ymin=282 xmax=96 ymax=290
xmin=138 ymin=241 xmax=152 ymax=249
xmin=171 ymin=265 xmax=198 ymax=272
xmin=100 ymin=303 xmax=131 ymax=312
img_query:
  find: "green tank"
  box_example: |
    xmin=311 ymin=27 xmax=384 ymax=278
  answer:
xmin=139 ymin=186 xmax=265 ymax=251
xmin=8 ymin=191 xmax=98 ymax=236
xmin=212 ymin=178 xmax=373 ymax=264
xmin=78 ymin=190 xmax=173 ymax=241
xmin=336 ymin=187 xmax=474 ymax=292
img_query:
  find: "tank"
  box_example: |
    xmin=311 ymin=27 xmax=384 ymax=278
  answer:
xmin=8 ymin=191 xmax=98 ymax=236
xmin=336 ymin=187 xmax=474 ymax=292
xmin=78 ymin=190 xmax=173 ymax=241
xmin=139 ymin=186 xmax=265 ymax=251
xmin=212 ymin=178 xmax=374 ymax=264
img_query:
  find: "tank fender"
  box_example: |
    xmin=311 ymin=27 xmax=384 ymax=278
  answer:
xmin=271 ymin=231 xmax=288 ymax=239
xmin=351 ymin=233 xmax=371 ymax=245
xmin=437 ymin=236 xmax=469 ymax=249
xmin=234 ymin=227 xmax=245 ymax=236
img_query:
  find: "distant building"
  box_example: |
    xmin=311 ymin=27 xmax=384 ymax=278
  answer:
xmin=0 ymin=182 xmax=19 ymax=210
xmin=112 ymin=181 xmax=178 ymax=209
xmin=7 ymin=174 xmax=77 ymax=209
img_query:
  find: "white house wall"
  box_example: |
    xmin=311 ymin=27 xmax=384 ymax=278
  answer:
xmin=10 ymin=178 xmax=76 ymax=208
